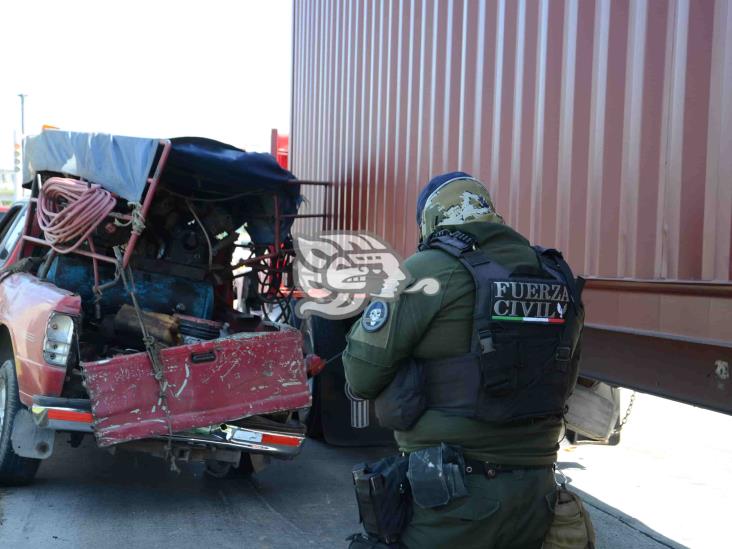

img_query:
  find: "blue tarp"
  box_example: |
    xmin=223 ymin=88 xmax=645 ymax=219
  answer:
xmin=23 ymin=131 xmax=159 ymax=202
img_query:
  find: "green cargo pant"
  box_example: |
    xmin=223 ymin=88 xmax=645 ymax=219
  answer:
xmin=401 ymin=467 xmax=556 ymax=549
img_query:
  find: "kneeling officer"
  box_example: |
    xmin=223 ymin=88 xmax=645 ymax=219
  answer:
xmin=344 ymin=173 xmax=584 ymax=549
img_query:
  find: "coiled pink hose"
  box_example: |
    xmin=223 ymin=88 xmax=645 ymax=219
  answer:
xmin=36 ymin=177 xmax=116 ymax=254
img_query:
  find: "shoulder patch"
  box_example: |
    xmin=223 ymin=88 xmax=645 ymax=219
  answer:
xmin=361 ymin=300 xmax=389 ymax=332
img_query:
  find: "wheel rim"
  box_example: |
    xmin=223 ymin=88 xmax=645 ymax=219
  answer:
xmin=0 ymin=376 xmax=6 ymax=433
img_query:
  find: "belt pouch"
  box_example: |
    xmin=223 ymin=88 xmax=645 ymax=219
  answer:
xmin=406 ymin=443 xmax=469 ymax=509
xmin=352 ymin=454 xmax=411 ymax=544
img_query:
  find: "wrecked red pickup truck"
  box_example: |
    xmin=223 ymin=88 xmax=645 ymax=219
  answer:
xmin=0 ymin=130 xmax=316 ymax=484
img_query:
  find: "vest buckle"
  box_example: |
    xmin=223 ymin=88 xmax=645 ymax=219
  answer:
xmin=556 ymin=347 xmax=571 ymax=360
xmin=555 ymin=346 xmax=571 ymax=371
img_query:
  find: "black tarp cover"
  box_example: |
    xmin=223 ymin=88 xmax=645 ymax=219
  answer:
xmin=161 ymin=137 xmax=301 ymax=244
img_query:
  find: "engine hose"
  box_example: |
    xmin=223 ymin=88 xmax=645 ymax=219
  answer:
xmin=37 ymin=177 xmax=116 ymax=254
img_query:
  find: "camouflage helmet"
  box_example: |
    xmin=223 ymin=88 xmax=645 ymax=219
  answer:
xmin=416 ymin=171 xmax=504 ymax=240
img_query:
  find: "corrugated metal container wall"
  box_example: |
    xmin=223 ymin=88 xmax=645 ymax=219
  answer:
xmin=291 ymin=0 xmax=732 ymax=283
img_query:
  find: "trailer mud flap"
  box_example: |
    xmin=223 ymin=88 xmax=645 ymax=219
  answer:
xmin=82 ymin=328 xmax=310 ymax=446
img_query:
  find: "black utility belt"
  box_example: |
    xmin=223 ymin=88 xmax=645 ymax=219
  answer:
xmin=462 ymin=458 xmax=554 ymax=478
xmin=400 ymin=451 xmax=554 ymax=477
xmin=352 ymin=445 xmax=555 ymax=546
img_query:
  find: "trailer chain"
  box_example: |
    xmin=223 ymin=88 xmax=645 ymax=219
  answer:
xmin=612 ymin=390 xmax=636 ymax=435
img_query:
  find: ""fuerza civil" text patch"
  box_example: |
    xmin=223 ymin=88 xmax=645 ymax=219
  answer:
xmin=490 ymin=280 xmax=570 ymax=324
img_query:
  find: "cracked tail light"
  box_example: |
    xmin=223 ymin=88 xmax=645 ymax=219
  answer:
xmin=43 ymin=313 xmax=75 ymax=366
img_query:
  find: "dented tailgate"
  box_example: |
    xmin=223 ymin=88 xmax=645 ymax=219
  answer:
xmin=82 ymin=327 xmax=310 ymax=446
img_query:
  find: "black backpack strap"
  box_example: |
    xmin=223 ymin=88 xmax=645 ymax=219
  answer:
xmin=419 ymin=229 xmax=476 ymax=256
xmin=532 ymin=246 xmax=583 ymax=309
xmin=423 ymin=230 xmax=510 ymax=353
xmin=459 ymin=251 xmax=509 ymax=353
xmin=532 ymin=247 xmax=584 ymax=374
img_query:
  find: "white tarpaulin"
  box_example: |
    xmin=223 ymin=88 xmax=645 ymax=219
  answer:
xmin=23 ymin=130 xmax=159 ymax=202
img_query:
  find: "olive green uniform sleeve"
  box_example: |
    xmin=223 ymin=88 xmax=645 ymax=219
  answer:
xmin=342 ymin=250 xmax=465 ymax=399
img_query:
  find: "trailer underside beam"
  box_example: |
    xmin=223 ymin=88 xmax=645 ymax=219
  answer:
xmin=581 ymin=324 xmax=732 ymax=415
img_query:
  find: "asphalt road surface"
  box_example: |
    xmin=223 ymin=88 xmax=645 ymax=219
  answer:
xmin=1 ymin=392 xmax=728 ymax=548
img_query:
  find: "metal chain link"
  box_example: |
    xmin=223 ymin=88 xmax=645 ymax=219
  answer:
xmin=613 ymin=390 xmax=636 ymax=434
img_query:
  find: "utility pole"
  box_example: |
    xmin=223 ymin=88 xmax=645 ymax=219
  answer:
xmin=16 ymin=94 xmax=27 ymax=200
xmin=18 ymin=94 xmax=27 ymax=135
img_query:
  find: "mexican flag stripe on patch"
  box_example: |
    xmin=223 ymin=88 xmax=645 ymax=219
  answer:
xmin=492 ymin=315 xmax=565 ymax=324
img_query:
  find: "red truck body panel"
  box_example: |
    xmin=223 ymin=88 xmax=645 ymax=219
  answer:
xmin=0 ymin=137 xmax=312 ymax=461
xmin=83 ymin=328 xmax=310 ymax=446
xmin=0 ymin=272 xmax=81 ymax=405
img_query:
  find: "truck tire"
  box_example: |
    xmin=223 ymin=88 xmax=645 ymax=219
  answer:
xmin=204 ymin=453 xmax=255 ymax=479
xmin=0 ymin=359 xmax=41 ymax=486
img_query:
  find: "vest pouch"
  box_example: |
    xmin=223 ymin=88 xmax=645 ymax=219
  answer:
xmin=479 ymin=334 xmax=519 ymax=397
xmin=406 ymin=444 xmax=469 ymax=509
xmin=375 ymin=359 xmax=427 ymax=431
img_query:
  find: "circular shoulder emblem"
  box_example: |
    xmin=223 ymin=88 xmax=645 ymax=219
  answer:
xmin=362 ymin=300 xmax=389 ymax=332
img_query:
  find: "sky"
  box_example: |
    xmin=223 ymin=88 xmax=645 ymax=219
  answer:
xmin=0 ymin=0 xmax=292 ymax=170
